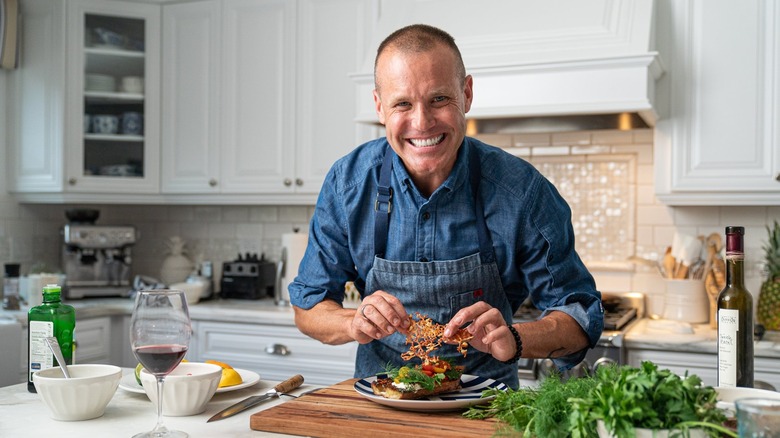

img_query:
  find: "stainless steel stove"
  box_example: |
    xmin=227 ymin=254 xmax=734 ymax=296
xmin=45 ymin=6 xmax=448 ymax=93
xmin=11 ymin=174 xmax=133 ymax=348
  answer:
xmin=513 ymin=293 xmax=644 ymax=383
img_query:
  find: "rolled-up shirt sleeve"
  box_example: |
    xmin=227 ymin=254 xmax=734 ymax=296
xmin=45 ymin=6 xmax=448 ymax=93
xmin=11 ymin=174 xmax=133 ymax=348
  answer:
xmin=520 ymin=175 xmax=604 ymax=370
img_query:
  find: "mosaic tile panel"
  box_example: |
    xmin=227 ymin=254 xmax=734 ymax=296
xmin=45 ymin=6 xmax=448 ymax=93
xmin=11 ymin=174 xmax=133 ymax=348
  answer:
xmin=531 ymin=156 xmax=636 ymax=264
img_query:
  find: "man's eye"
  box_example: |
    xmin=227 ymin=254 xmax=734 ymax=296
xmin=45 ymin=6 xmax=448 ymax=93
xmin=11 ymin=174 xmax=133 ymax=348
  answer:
xmin=432 ymin=96 xmax=449 ymax=105
xmin=395 ymin=102 xmax=411 ymax=109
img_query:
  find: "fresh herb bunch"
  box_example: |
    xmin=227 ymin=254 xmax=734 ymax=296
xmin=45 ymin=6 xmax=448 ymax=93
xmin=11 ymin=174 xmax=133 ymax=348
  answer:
xmin=464 ymin=372 xmax=600 ymax=437
xmin=569 ymin=361 xmax=735 ymax=438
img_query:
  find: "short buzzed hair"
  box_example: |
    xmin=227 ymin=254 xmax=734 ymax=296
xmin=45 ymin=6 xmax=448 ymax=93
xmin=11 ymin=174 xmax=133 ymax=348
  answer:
xmin=374 ymin=24 xmax=467 ymax=91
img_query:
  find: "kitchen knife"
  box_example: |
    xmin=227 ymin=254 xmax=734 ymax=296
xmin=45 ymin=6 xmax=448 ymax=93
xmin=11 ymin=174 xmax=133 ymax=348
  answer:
xmin=207 ymin=374 xmax=304 ymax=422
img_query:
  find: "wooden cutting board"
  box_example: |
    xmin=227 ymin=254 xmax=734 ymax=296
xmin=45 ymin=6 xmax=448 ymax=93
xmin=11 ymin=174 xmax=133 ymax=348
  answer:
xmin=249 ymin=378 xmax=501 ymax=437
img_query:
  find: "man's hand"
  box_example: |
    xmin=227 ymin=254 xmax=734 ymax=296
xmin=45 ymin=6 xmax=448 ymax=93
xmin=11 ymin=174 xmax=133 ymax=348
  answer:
xmin=443 ymin=302 xmax=590 ymax=363
xmin=443 ymin=302 xmax=517 ymax=362
xmin=350 ymin=290 xmax=410 ymax=344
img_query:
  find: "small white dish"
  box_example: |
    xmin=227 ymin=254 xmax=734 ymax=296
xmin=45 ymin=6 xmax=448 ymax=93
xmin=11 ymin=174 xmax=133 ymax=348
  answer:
xmin=715 ymin=386 xmax=780 ymax=413
xmin=120 ymin=367 xmax=260 ymax=394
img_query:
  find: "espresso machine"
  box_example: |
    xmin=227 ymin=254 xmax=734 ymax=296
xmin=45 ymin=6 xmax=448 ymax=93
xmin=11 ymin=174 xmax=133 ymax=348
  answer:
xmin=61 ymin=223 xmax=138 ymax=298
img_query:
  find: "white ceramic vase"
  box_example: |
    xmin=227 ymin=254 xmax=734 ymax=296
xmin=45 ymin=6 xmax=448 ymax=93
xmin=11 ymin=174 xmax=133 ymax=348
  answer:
xmin=597 ymin=420 xmax=706 ymax=438
xmin=160 ymin=237 xmax=194 ymax=286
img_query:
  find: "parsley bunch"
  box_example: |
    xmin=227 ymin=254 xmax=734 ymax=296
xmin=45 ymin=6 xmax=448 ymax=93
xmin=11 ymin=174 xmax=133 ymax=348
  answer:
xmin=570 ymin=362 xmax=734 ymax=437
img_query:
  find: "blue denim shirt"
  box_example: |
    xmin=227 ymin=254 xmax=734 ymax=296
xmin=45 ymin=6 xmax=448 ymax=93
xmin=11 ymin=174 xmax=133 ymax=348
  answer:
xmin=289 ymin=137 xmax=603 ymax=369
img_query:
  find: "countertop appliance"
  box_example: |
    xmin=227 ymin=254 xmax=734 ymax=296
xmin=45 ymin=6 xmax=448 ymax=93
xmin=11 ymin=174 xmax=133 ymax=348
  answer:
xmin=220 ymin=253 xmax=275 ymax=300
xmin=513 ymin=292 xmax=643 ymax=384
xmin=61 ymin=224 xmax=137 ymax=299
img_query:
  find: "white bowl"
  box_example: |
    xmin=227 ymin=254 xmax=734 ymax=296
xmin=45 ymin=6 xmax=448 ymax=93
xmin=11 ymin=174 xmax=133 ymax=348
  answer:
xmin=33 ymin=364 xmax=122 ymax=421
xmin=140 ymin=362 xmax=221 ymax=416
xmin=715 ymin=386 xmax=780 ymax=413
xmin=169 ymin=281 xmax=206 ymax=305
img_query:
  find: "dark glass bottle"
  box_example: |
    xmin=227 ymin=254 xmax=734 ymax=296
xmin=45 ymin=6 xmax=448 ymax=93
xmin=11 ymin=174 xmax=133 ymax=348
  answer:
xmin=27 ymin=284 xmax=75 ymax=393
xmin=717 ymin=226 xmax=754 ymax=388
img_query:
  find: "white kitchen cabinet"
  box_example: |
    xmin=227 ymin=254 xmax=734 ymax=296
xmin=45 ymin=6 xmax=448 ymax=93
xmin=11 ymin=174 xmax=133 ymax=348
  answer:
xmin=75 ymin=316 xmax=112 ymax=364
xmin=161 ymin=0 xmax=371 ymax=203
xmin=654 ymin=0 xmax=780 ymax=205
xmin=7 ymin=0 xmax=161 ymax=200
xmin=191 ymin=321 xmax=357 ymax=386
xmin=628 ymin=349 xmax=780 ymax=390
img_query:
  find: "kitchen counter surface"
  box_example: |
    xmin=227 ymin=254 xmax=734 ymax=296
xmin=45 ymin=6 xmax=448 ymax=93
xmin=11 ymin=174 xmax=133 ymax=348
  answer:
xmin=0 ymin=296 xmax=298 ymax=327
xmin=0 ymin=369 xmax=320 ymax=438
xmin=624 ymin=318 xmax=780 ymax=358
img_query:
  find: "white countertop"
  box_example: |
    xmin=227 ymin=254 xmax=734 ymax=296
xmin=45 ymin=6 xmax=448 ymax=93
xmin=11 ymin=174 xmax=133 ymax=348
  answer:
xmin=0 ymin=296 xmax=298 ymax=327
xmin=0 ymin=369 xmax=320 ymax=437
xmin=624 ymin=318 xmax=780 ymax=358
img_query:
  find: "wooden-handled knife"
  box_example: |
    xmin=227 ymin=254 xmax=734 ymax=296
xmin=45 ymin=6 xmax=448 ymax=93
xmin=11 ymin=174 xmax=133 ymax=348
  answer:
xmin=207 ymin=374 xmax=304 ymax=422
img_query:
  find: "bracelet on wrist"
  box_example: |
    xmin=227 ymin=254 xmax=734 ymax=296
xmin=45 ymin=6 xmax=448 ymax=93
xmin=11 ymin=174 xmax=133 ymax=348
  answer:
xmin=502 ymin=324 xmax=523 ymax=364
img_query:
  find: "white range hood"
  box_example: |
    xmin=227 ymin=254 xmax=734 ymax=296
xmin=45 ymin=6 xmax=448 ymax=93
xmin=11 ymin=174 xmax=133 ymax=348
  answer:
xmin=351 ymin=0 xmax=664 ymax=127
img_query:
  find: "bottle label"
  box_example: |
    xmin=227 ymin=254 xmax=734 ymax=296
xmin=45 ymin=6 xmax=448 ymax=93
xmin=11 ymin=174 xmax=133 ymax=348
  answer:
xmin=717 ymin=308 xmax=739 ymax=387
xmin=29 ymin=320 xmax=54 ymax=383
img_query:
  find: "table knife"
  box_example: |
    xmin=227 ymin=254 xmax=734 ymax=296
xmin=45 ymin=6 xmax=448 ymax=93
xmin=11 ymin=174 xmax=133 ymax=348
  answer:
xmin=207 ymin=374 xmax=304 ymax=422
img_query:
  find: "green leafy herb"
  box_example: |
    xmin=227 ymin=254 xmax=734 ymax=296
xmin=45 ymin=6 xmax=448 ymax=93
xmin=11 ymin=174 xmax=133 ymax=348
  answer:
xmin=464 ymin=362 xmax=737 ymax=438
xmin=570 ymin=362 xmax=735 ymax=438
xmin=464 ymin=372 xmax=599 ymax=437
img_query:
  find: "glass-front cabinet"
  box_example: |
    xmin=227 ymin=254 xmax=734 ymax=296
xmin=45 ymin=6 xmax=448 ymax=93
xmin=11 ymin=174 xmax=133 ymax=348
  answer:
xmin=7 ymin=0 xmax=160 ymax=198
xmin=66 ymin=0 xmax=160 ymax=193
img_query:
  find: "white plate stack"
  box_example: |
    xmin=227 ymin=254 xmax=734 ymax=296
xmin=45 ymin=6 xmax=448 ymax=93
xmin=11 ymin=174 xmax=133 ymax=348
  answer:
xmin=85 ymin=74 xmax=116 ymax=92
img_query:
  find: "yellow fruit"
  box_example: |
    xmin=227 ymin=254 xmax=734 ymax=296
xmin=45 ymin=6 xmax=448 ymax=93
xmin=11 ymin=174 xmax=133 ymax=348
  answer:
xmin=205 ymin=359 xmax=242 ymax=387
xmin=134 ymin=363 xmax=144 ymax=386
xmin=219 ymin=368 xmax=243 ymax=388
xmin=205 ymin=359 xmax=233 ymax=369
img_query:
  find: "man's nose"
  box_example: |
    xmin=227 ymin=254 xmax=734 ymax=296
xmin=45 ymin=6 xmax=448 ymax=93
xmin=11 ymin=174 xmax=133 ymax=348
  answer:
xmin=411 ymin=105 xmax=435 ymax=131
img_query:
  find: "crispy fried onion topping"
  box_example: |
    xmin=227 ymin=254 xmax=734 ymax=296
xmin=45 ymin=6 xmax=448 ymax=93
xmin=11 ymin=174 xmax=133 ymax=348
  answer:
xmin=401 ymin=312 xmax=474 ymax=361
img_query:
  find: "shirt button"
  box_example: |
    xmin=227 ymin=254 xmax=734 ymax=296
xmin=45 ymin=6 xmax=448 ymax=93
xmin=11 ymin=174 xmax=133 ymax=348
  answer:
xmin=422 ymin=212 xmax=431 ymax=220
xmin=420 ymin=257 xmax=428 ymax=262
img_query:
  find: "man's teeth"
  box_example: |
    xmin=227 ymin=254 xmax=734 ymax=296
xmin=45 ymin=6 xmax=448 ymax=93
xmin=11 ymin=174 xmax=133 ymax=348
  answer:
xmin=409 ymin=134 xmax=444 ymax=147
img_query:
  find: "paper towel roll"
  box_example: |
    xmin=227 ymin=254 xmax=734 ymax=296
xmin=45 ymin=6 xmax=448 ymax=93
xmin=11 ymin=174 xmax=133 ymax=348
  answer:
xmin=281 ymin=232 xmax=308 ymax=303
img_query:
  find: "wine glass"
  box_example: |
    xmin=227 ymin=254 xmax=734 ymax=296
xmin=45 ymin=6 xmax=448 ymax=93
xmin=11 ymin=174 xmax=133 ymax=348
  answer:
xmin=130 ymin=290 xmax=192 ymax=438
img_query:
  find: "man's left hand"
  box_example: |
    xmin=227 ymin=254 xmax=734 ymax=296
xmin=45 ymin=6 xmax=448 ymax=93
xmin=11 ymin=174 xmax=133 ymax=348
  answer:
xmin=443 ymin=302 xmax=517 ymax=362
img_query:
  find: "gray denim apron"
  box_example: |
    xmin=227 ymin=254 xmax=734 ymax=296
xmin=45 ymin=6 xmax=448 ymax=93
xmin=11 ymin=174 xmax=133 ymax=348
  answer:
xmin=356 ymin=144 xmax=519 ymax=388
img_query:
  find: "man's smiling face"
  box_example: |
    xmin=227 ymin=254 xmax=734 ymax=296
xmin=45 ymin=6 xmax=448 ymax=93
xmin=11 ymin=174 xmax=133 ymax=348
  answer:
xmin=373 ymin=43 xmax=473 ymax=193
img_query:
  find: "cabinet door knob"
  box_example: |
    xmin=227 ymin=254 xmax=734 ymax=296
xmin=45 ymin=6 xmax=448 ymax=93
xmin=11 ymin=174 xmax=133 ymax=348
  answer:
xmin=283 ymin=178 xmax=293 ymax=187
xmin=265 ymin=343 xmax=290 ymax=356
xmin=295 ymin=178 xmax=303 ymax=187
xmin=208 ymin=178 xmax=218 ymax=187
xmin=776 ymin=173 xmax=780 ymax=182
xmin=68 ymin=178 xmax=77 ymax=186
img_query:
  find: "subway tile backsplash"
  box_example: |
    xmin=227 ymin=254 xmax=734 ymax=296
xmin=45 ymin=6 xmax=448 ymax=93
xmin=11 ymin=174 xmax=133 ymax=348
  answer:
xmin=1 ymin=128 xmax=777 ymax=305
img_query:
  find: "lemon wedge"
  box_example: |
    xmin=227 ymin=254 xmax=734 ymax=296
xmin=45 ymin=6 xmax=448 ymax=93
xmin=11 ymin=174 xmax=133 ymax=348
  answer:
xmin=219 ymin=368 xmax=243 ymax=387
xmin=205 ymin=359 xmax=243 ymax=387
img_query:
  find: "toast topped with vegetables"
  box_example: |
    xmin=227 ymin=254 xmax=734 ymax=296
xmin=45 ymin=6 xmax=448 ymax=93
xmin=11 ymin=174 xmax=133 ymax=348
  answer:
xmin=371 ymin=313 xmax=472 ymax=400
xmin=371 ymin=358 xmax=465 ymax=400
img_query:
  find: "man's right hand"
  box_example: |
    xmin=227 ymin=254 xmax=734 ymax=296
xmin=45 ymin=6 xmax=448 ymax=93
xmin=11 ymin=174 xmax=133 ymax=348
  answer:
xmin=350 ymin=290 xmax=409 ymax=344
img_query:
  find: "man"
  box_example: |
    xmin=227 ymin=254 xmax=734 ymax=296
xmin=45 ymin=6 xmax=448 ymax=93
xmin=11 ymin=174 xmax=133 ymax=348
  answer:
xmin=288 ymin=24 xmax=602 ymax=388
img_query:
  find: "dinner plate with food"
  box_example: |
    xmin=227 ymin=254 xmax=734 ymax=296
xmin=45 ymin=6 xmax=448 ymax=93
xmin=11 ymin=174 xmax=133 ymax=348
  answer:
xmin=354 ymin=312 xmax=508 ymax=411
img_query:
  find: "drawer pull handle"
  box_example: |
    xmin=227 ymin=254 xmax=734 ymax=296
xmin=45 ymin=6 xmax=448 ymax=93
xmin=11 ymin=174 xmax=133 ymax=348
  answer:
xmin=265 ymin=343 xmax=290 ymax=356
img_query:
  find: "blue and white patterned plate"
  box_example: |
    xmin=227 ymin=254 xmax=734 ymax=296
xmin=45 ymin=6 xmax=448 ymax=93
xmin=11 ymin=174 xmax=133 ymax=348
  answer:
xmin=354 ymin=374 xmax=507 ymax=412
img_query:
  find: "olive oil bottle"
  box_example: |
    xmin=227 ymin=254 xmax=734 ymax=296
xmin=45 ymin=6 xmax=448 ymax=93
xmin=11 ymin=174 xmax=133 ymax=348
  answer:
xmin=717 ymin=226 xmax=754 ymax=388
xmin=28 ymin=284 xmax=75 ymax=393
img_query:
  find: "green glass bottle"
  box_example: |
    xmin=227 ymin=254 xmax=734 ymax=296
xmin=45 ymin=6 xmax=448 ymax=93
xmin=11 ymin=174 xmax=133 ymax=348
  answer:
xmin=717 ymin=226 xmax=754 ymax=388
xmin=27 ymin=284 xmax=75 ymax=393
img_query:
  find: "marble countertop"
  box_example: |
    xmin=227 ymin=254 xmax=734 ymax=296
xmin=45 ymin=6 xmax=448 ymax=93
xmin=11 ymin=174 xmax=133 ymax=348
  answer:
xmin=0 ymin=369 xmax=320 ymax=438
xmin=624 ymin=318 xmax=780 ymax=358
xmin=0 ymin=296 xmax=298 ymax=327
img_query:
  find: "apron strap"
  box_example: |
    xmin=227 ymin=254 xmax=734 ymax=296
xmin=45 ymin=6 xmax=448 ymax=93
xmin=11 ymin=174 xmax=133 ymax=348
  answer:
xmin=468 ymin=145 xmax=496 ymax=264
xmin=374 ymin=146 xmax=395 ymax=258
xmin=373 ymin=143 xmax=495 ymax=262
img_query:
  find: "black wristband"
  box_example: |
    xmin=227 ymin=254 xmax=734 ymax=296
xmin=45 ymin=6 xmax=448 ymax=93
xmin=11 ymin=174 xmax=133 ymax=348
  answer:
xmin=502 ymin=324 xmax=523 ymax=364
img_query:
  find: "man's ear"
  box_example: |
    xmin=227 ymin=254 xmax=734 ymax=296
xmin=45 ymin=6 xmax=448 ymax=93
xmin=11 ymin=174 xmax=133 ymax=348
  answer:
xmin=373 ymin=89 xmax=386 ymax=125
xmin=463 ymin=75 xmax=474 ymax=114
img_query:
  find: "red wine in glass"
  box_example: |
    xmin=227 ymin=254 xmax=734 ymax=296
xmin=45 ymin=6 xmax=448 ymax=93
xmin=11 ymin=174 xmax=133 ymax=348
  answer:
xmin=134 ymin=344 xmax=188 ymax=376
